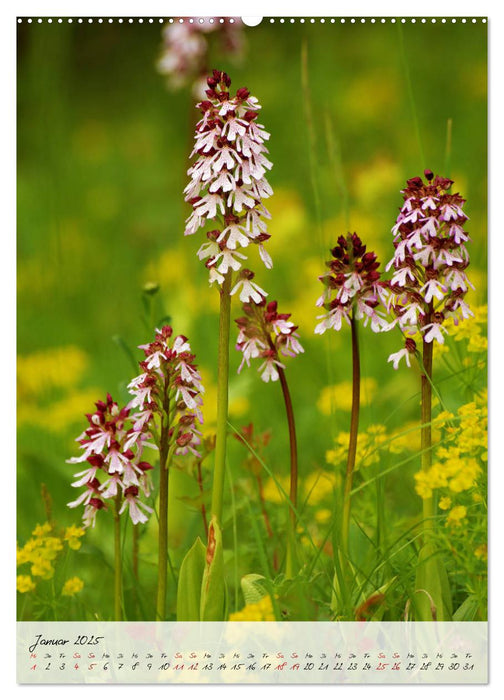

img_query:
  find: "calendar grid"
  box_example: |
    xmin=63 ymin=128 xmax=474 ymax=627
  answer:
xmin=18 ymin=621 xmax=488 ymax=684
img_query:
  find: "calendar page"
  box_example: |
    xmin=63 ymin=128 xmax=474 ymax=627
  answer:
xmin=16 ymin=12 xmax=488 ymax=686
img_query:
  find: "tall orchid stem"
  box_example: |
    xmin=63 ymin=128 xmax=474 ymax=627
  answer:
xmin=156 ymin=416 xmax=171 ymax=620
xmin=277 ymin=365 xmax=299 ymax=577
xmin=196 ymin=459 xmax=209 ymax=538
xmin=421 ymin=336 xmax=434 ymax=538
xmin=132 ymin=525 xmax=139 ymax=580
xmin=341 ymin=314 xmax=360 ymax=562
xmin=210 ymin=271 xmax=232 ymax=525
xmin=113 ymin=493 xmax=123 ymax=621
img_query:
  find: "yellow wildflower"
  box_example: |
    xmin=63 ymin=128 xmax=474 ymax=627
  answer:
xmin=304 ymin=470 xmax=338 ymax=505
xmin=389 ymin=422 xmax=421 ymax=454
xmin=448 ymin=458 xmax=481 ymax=493
xmin=30 ymin=558 xmax=55 ymax=580
xmin=62 ymin=577 xmax=84 ymax=597
xmin=39 ymin=537 xmax=64 ymax=559
xmin=449 ymin=304 xmax=487 ymax=342
xmin=17 ymin=388 xmax=103 ymax=432
xmin=32 ymin=522 xmax=52 ymax=538
xmin=414 ymin=394 xmax=486 ymax=500
xmin=435 ymin=410 xmax=455 ymax=425
xmin=17 ymin=346 xmax=89 ymax=399
xmin=261 ymin=475 xmax=291 ymax=504
xmin=64 ymin=525 xmax=86 ymax=550
xmin=229 ymin=595 xmax=276 ymax=621
xmin=474 ymin=544 xmax=487 ymax=561
xmin=198 ymin=368 xmax=250 ymax=433
xmin=446 ymin=505 xmax=467 ymax=527
xmin=326 ymin=425 xmax=387 ymax=470
xmin=439 ymin=496 xmax=452 ymax=510
xmin=17 ymin=543 xmax=32 ymax=566
xmin=467 ymin=334 xmax=487 ymax=353
xmin=314 ymin=508 xmax=332 ymax=524
xmin=17 ymin=575 xmax=36 ymax=593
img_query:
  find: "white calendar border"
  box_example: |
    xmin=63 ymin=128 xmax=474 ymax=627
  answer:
xmin=6 ymin=1 xmax=502 ymax=696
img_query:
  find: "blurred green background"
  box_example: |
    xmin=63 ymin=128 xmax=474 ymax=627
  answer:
xmin=17 ymin=18 xmax=487 ymax=618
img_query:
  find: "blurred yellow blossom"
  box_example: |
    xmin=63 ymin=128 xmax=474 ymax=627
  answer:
xmin=261 ymin=475 xmax=291 ymax=504
xmin=389 ymin=421 xmax=421 ymax=454
xmin=439 ymin=497 xmax=452 ymax=511
xmin=17 ymin=346 xmax=89 ymax=399
xmin=317 ymin=377 xmax=378 ymax=414
xmin=264 ymin=189 xmax=307 ymax=254
xmin=64 ymin=525 xmax=86 ymax=550
xmin=314 ymin=508 xmax=332 ymax=524
xmin=199 ymin=368 xmax=250 ymax=433
xmin=17 ymin=575 xmax=36 ymax=594
xmin=446 ymin=505 xmax=467 ymax=527
xmin=17 ymin=521 xmax=86 ymax=589
xmin=31 ymin=558 xmax=55 ymax=580
xmin=414 ymin=396 xmax=486 ymax=499
xmin=32 ymin=522 xmax=52 ymax=538
xmin=474 ymin=544 xmax=487 ymax=561
xmin=354 ymin=157 xmax=402 ymax=208
xmin=448 ymin=304 xmax=487 ymax=351
xmin=326 ymin=424 xmax=387 ymax=470
xmin=18 ymin=388 xmax=103 ymax=432
xmin=142 ymin=247 xmax=205 ymax=326
xmin=304 ymin=470 xmax=339 ymax=505
xmin=229 ymin=595 xmax=275 ymax=621
xmin=62 ymin=577 xmax=84 ymax=597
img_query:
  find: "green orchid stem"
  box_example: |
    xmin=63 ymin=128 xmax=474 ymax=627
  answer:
xmin=156 ymin=418 xmax=171 ymax=620
xmin=278 ymin=365 xmax=299 ymax=578
xmin=114 ymin=493 xmax=123 ymax=621
xmin=341 ymin=314 xmax=360 ymax=562
xmin=421 ymin=336 xmax=435 ymax=538
xmin=132 ymin=525 xmax=139 ymax=580
xmin=210 ymin=271 xmax=232 ymax=526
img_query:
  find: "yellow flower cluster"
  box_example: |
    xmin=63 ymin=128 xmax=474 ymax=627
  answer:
xmin=303 ymin=470 xmax=339 ymax=505
xmin=62 ymin=577 xmax=85 ymax=597
xmin=63 ymin=525 xmax=86 ymax=550
xmin=414 ymin=392 xmax=487 ymax=505
xmin=17 ymin=522 xmax=85 ymax=594
xmin=446 ymin=505 xmax=467 ymax=527
xmin=448 ymin=304 xmax=487 ymax=353
xmin=17 ymin=387 xmax=103 ymax=433
xmin=261 ymin=475 xmax=291 ymax=504
xmin=16 ymin=575 xmax=36 ymax=593
xmin=326 ymin=424 xmax=388 ymax=470
xmin=16 ymin=343 xmax=108 ymax=434
xmin=17 ymin=346 xmax=89 ymax=399
xmin=261 ymin=470 xmax=339 ymax=507
xmin=228 ymin=595 xmax=276 ymax=621
xmin=324 ymin=415 xmax=450 ymax=473
xmin=474 ymin=544 xmax=487 ymax=561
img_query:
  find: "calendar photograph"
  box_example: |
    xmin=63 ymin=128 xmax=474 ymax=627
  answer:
xmin=16 ymin=13 xmax=488 ymax=683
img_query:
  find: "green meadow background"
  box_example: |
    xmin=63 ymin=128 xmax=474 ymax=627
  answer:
xmin=17 ymin=18 xmax=487 ymax=620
